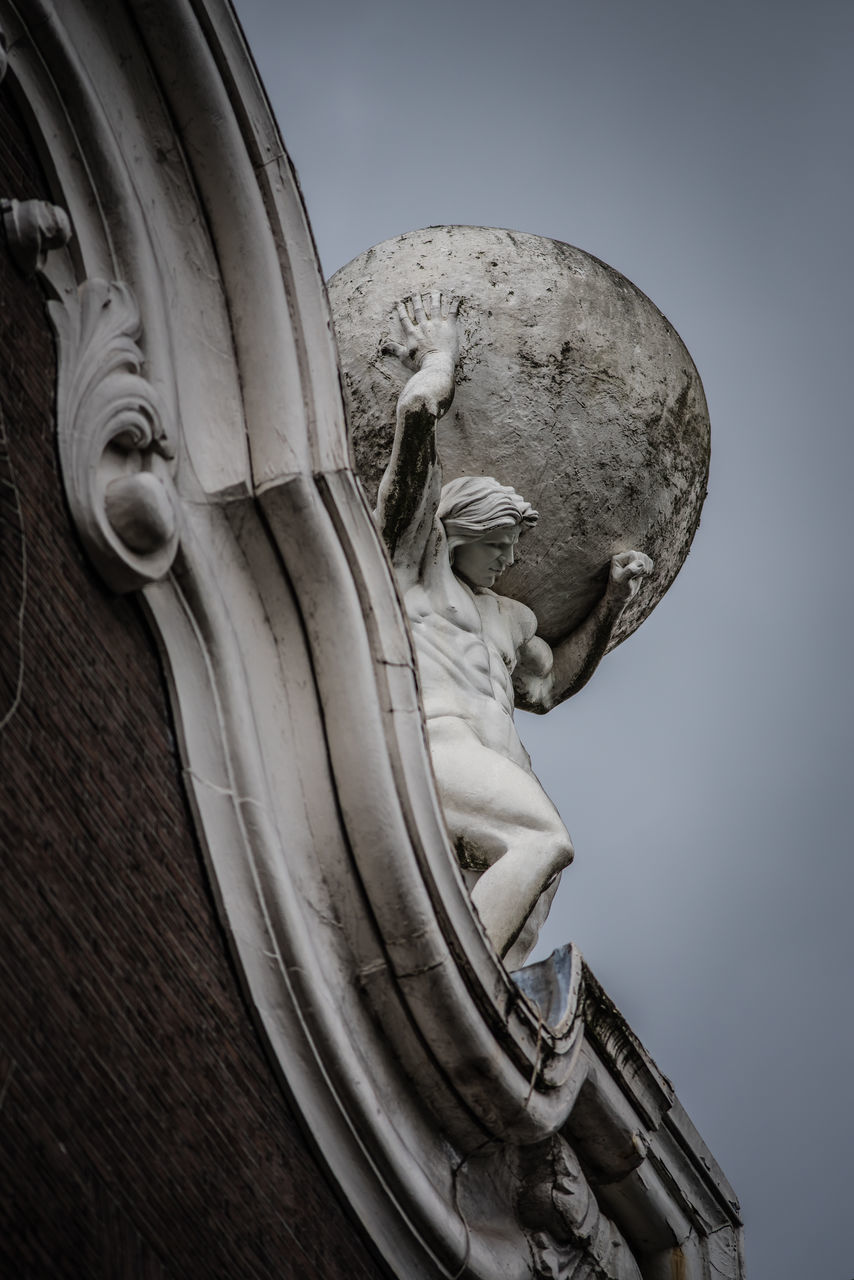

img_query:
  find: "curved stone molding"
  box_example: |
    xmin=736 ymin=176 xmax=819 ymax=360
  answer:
xmin=1 ymin=196 xmax=71 ymax=275
xmin=48 ymin=279 xmax=179 ymax=592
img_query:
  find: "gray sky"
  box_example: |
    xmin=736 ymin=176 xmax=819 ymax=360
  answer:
xmin=232 ymin=2 xmax=854 ymax=1275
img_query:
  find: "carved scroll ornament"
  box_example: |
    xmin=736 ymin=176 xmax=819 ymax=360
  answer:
xmin=48 ymin=280 xmax=179 ymax=592
xmin=1 ymin=197 xmax=72 ymax=275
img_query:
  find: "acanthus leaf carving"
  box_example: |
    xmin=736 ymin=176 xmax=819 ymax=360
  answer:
xmin=48 ymin=279 xmax=180 ymax=592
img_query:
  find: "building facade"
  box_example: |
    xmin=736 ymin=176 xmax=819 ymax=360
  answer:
xmin=0 ymin=4 xmax=744 ymax=1277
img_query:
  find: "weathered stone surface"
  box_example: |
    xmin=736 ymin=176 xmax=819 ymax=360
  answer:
xmin=328 ymin=225 xmax=710 ymax=649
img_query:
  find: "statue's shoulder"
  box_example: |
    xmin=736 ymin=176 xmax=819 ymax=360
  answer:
xmin=491 ymin=590 xmax=538 ymax=644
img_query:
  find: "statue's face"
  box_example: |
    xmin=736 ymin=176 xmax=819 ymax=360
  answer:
xmin=453 ymin=526 xmax=520 ymax=589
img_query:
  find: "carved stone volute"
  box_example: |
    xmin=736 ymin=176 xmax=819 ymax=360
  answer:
xmin=48 ymin=280 xmax=180 ymax=592
xmin=1 ymin=197 xmax=72 ymax=275
xmin=0 ymin=192 xmax=177 ymax=594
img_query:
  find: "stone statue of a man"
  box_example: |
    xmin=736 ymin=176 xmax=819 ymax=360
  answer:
xmin=378 ymin=292 xmax=652 ymax=967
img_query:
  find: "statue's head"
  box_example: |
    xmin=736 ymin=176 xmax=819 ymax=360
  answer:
xmin=438 ymin=475 xmax=538 ymax=589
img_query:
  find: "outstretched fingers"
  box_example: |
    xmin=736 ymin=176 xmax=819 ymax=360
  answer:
xmin=381 ymin=339 xmax=409 ymax=360
xmin=397 ymin=291 xmax=461 ymax=327
xmin=383 ymin=291 xmax=462 ymax=370
xmin=396 ymin=299 xmax=417 ymax=336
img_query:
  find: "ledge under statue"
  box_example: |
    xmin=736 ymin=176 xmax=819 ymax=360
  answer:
xmin=376 ymin=290 xmax=652 ymax=967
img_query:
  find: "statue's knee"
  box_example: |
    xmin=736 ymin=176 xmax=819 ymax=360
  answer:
xmin=545 ymin=834 xmax=573 ymax=877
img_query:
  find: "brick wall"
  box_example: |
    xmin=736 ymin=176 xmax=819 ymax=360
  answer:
xmin=0 ymin=80 xmax=384 ymax=1280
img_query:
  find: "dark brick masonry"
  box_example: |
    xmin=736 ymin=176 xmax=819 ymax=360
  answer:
xmin=0 ymin=81 xmax=384 ymax=1280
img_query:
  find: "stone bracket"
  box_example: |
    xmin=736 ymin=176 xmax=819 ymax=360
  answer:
xmin=1 ymin=197 xmax=72 ymax=276
xmin=47 ymin=279 xmax=180 ymax=592
xmin=0 ymin=179 xmax=179 ymax=593
xmin=515 ymin=1134 xmax=642 ymax=1280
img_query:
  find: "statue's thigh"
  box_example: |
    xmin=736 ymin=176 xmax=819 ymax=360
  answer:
xmin=428 ymin=720 xmax=568 ymax=863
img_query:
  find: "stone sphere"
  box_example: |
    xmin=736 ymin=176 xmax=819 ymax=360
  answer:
xmin=328 ymin=226 xmax=709 ymax=652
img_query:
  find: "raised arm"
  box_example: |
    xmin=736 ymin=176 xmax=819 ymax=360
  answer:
xmin=513 ymin=551 xmax=654 ymax=712
xmin=375 ymin=292 xmax=460 ymax=585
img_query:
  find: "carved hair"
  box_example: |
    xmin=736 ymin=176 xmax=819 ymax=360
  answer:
xmin=437 ymin=475 xmax=538 ymax=552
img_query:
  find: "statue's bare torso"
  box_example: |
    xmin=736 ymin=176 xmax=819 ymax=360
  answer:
xmin=406 ymin=544 xmax=535 ymax=770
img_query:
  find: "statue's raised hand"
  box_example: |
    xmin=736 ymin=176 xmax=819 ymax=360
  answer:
xmin=382 ymin=291 xmax=460 ymax=371
xmin=607 ymin=550 xmax=654 ymax=605
xmin=383 ymin=292 xmax=461 ymax=421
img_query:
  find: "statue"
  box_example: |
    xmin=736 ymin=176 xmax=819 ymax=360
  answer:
xmin=378 ymin=292 xmax=652 ymax=966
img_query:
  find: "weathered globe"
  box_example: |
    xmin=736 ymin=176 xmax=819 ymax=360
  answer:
xmin=328 ymin=225 xmax=709 ymax=653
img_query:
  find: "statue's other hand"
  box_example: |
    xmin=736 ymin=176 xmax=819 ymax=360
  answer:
xmin=381 ymin=291 xmax=460 ymax=371
xmin=607 ymin=550 xmax=654 ymax=604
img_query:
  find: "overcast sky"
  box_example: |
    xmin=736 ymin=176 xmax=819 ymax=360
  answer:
xmin=232 ymin=3 xmax=853 ymax=1275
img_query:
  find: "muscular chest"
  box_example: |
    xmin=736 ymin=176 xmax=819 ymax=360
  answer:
xmin=406 ymin=578 xmax=518 ymax=674
xmin=471 ymin=591 xmax=518 ymax=673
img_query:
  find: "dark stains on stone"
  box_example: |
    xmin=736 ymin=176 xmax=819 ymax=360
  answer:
xmin=376 ymin=405 xmax=437 ymax=562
